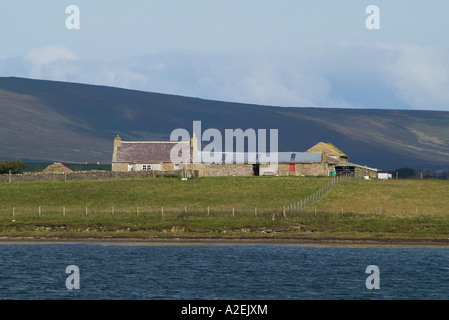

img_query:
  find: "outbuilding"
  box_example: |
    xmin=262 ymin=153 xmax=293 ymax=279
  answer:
xmin=111 ymin=134 xmax=379 ymax=178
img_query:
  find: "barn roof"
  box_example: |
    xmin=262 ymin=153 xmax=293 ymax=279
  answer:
xmin=277 ymin=152 xmax=322 ymax=162
xmin=115 ymin=141 xmax=191 ymax=163
xmin=307 ymin=142 xmax=348 ymax=158
xmin=195 ymin=152 xmax=322 ymax=163
xmin=43 ymin=163 xmax=73 ymax=173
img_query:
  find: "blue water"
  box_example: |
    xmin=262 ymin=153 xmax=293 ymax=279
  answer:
xmin=1 ymin=242 xmax=449 ymax=300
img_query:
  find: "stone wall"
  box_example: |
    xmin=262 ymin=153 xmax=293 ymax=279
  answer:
xmin=194 ymin=162 xmax=328 ymax=177
xmin=0 ymin=170 xmax=183 ymax=184
xmin=354 ymin=166 xmax=378 ymax=178
xmin=199 ymin=163 xmax=254 ymax=177
xmin=289 ymin=162 xmax=328 ymax=176
xmin=112 ymin=162 xmax=179 ymax=172
xmin=110 ymin=161 xmax=330 ymax=178
xmin=111 ymin=162 xmax=128 ymax=172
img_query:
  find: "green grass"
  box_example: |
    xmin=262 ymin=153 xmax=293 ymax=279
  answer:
xmin=2 ymin=209 xmax=449 ymax=242
xmin=309 ymin=179 xmax=449 ymax=216
xmin=0 ymin=176 xmax=330 ymax=211
xmin=1 ymin=176 xmax=449 ymax=243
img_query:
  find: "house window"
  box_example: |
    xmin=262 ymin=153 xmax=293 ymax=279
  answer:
xmin=174 ymin=164 xmax=180 ymax=170
xmin=142 ymin=164 xmax=152 ymax=171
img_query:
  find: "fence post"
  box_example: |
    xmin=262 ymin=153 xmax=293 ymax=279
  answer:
xmin=63 ymin=206 xmax=66 ymax=216
xmin=207 ymin=206 xmax=210 ymax=215
xmin=39 ymin=206 xmax=41 ymax=216
xmin=112 ymin=206 xmax=114 ymax=215
xmin=12 ymin=207 xmax=15 ymax=217
xmin=255 ymin=207 xmax=257 ymax=216
xmin=85 ymin=206 xmax=88 ymax=216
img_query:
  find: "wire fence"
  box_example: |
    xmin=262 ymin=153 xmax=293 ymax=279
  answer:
xmin=1 ymin=205 xmax=286 ymax=219
xmin=1 ymin=175 xmax=359 ymax=220
xmin=281 ymin=174 xmax=358 ymax=216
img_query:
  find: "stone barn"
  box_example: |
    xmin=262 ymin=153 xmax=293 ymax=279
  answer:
xmin=306 ymin=142 xmax=377 ymax=178
xmin=111 ymin=134 xmax=191 ymax=172
xmin=111 ymin=134 xmax=378 ymax=178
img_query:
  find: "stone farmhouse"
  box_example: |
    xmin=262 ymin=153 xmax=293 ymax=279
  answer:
xmin=112 ymin=134 xmax=378 ymax=178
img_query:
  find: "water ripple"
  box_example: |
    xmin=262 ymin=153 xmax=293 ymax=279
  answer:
xmin=0 ymin=243 xmax=448 ymax=299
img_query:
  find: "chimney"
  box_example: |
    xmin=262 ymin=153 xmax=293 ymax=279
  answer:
xmin=112 ymin=133 xmax=122 ymax=162
xmin=190 ymin=132 xmax=198 ymax=163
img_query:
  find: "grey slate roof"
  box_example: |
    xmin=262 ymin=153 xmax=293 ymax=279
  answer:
xmin=116 ymin=141 xmax=191 ymax=163
xmin=276 ymin=152 xmax=322 ymax=162
xmin=195 ymin=152 xmax=322 ymax=163
xmin=115 ymin=141 xmax=322 ymax=164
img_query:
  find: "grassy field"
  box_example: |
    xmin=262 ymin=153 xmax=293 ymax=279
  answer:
xmin=0 ymin=176 xmax=330 ymax=212
xmin=1 ymin=176 xmax=449 ymax=243
xmin=306 ymin=179 xmax=449 ymax=216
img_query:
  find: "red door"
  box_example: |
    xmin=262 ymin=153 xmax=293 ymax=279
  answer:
xmin=289 ymin=164 xmax=295 ymax=172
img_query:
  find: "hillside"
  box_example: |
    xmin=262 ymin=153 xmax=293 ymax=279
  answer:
xmin=1 ymin=77 xmax=449 ymax=170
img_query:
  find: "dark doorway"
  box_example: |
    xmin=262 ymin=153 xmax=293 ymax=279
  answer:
xmin=335 ymin=166 xmax=355 ymax=176
xmin=253 ymin=164 xmax=260 ymax=176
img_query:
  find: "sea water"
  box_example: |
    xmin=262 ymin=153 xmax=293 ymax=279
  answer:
xmin=0 ymin=242 xmax=448 ymax=300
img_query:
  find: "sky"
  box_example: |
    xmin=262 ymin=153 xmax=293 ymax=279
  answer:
xmin=1 ymin=0 xmax=449 ymax=110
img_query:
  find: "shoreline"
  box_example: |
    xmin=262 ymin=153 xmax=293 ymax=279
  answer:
xmin=1 ymin=236 xmax=449 ymax=247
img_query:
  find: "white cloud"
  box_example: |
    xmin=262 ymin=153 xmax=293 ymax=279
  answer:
xmin=382 ymin=44 xmax=449 ymax=110
xmin=79 ymin=62 xmax=149 ymax=91
xmin=2 ymin=43 xmax=449 ymax=111
xmin=25 ymin=45 xmax=78 ymax=65
xmin=24 ymin=45 xmax=79 ymax=80
xmin=126 ymin=45 xmax=449 ymax=110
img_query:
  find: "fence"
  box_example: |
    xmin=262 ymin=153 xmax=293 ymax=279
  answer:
xmin=282 ymin=174 xmax=358 ymax=216
xmin=2 ymin=174 xmax=359 ymax=221
xmin=2 ymin=205 xmax=284 ymax=220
